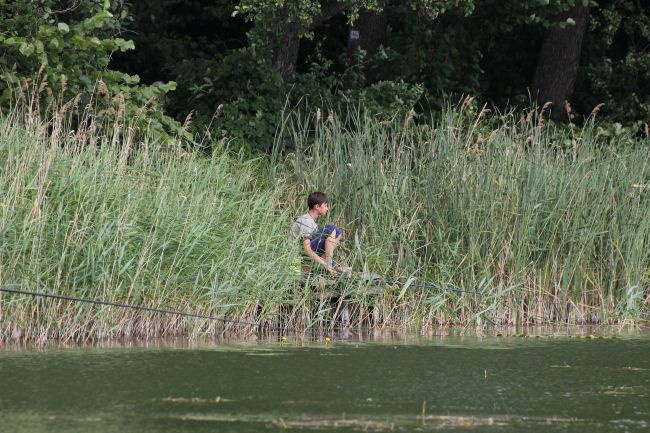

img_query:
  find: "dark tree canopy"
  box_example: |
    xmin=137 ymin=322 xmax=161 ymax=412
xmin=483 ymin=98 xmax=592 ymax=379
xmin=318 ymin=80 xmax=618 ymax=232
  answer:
xmin=1 ymin=0 xmax=649 ymax=150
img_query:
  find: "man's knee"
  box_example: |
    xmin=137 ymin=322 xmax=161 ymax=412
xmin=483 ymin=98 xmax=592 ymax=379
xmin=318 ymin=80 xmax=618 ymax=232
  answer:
xmin=326 ymin=232 xmax=340 ymax=249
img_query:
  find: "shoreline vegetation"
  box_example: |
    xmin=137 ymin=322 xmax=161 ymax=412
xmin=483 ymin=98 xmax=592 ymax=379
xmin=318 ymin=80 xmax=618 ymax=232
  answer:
xmin=1 ymin=98 xmax=649 ymax=343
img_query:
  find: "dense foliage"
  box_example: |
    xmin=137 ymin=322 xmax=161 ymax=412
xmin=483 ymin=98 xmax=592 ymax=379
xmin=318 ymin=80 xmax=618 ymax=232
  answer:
xmin=0 ymin=0 xmax=184 ymax=143
xmin=3 ymin=0 xmax=648 ymax=151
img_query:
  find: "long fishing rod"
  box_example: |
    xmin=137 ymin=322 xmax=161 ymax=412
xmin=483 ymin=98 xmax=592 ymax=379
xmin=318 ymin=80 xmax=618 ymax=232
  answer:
xmin=1 ymin=282 xmax=460 ymax=333
xmin=0 ymin=286 xmax=288 ymax=332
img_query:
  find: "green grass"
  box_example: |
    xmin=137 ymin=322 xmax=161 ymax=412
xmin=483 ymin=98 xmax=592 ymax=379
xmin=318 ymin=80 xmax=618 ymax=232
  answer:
xmin=1 ymin=100 xmax=648 ymax=342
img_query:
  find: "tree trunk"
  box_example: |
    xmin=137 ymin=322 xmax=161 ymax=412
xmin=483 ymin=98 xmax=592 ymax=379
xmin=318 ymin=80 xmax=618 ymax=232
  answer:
xmin=271 ymin=2 xmax=349 ymax=80
xmin=346 ymin=9 xmax=386 ymax=87
xmin=271 ymin=21 xmax=301 ymax=80
xmin=359 ymin=10 xmax=386 ymax=60
xmin=355 ymin=9 xmax=386 ymax=84
xmin=532 ymin=4 xmax=589 ymax=121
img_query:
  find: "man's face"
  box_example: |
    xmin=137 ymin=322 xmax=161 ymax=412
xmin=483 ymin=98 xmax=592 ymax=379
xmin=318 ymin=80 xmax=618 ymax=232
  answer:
xmin=315 ymin=202 xmax=329 ymax=217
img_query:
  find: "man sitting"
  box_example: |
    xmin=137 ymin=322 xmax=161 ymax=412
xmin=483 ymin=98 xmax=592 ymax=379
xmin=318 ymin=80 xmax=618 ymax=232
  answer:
xmin=289 ymin=191 xmax=347 ymax=276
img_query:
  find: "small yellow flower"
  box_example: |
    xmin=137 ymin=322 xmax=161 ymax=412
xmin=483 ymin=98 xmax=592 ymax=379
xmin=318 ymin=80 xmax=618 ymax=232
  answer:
xmin=325 ymin=337 xmax=331 ymax=342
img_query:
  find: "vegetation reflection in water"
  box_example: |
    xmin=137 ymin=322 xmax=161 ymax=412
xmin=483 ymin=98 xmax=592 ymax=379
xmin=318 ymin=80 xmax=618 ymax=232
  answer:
xmin=0 ymin=331 xmax=649 ymax=433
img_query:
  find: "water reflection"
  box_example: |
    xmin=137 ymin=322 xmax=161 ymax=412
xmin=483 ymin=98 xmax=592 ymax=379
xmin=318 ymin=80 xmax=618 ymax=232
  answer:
xmin=1 ymin=329 xmax=649 ymax=433
xmin=1 ymin=324 xmax=646 ymax=352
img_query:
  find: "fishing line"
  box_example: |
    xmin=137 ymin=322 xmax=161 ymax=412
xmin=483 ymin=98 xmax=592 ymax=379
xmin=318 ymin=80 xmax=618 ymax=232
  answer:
xmin=0 ymin=286 xmax=290 ymax=332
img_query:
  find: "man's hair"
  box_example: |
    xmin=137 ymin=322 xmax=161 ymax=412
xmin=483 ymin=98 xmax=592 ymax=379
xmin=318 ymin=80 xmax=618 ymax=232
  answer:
xmin=307 ymin=191 xmax=328 ymax=210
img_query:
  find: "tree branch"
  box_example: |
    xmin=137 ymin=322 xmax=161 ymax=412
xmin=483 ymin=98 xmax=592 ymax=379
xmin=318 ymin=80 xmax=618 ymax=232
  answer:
xmin=310 ymin=1 xmax=350 ymax=31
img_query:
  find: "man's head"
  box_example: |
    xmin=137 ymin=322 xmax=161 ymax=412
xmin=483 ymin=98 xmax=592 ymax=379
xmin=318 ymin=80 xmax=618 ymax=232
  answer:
xmin=308 ymin=191 xmax=329 ymax=217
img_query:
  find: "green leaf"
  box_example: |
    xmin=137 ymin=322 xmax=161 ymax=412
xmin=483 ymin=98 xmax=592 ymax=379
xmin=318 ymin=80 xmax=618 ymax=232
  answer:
xmin=114 ymin=38 xmax=135 ymax=51
xmin=18 ymin=42 xmax=35 ymax=57
xmin=396 ymin=277 xmax=416 ymax=302
xmin=120 ymin=73 xmax=140 ymax=85
xmin=94 ymin=10 xmax=113 ymax=26
xmin=57 ymin=22 xmax=70 ymax=33
xmin=156 ymin=81 xmax=177 ymax=93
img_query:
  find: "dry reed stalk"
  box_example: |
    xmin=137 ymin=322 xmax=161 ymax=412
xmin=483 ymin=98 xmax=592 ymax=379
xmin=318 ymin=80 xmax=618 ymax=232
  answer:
xmin=538 ymin=101 xmax=552 ymax=128
xmin=590 ymin=103 xmax=605 ymax=118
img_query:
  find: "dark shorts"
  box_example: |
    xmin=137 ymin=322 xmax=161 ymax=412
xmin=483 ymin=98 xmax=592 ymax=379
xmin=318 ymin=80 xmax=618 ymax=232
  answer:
xmin=310 ymin=224 xmax=343 ymax=256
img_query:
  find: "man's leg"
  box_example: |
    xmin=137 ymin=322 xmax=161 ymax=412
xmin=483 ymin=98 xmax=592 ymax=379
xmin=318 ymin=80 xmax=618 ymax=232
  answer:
xmin=323 ymin=232 xmax=352 ymax=276
xmin=322 ymin=231 xmax=340 ymax=268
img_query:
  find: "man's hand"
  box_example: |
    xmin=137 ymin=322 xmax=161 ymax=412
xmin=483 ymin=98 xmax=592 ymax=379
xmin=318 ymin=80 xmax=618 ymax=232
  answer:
xmin=338 ymin=266 xmax=352 ymax=277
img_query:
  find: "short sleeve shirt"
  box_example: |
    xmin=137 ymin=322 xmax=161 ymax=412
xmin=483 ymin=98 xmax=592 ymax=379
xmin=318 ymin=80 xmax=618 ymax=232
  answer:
xmin=289 ymin=213 xmax=317 ymax=249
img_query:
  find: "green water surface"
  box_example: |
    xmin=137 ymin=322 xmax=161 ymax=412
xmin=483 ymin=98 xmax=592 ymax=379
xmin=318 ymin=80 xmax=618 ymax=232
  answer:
xmin=1 ymin=332 xmax=649 ymax=432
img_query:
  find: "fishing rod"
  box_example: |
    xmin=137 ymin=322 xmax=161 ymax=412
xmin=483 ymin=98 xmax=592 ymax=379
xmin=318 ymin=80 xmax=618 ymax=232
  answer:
xmin=0 ymin=286 xmax=289 ymax=332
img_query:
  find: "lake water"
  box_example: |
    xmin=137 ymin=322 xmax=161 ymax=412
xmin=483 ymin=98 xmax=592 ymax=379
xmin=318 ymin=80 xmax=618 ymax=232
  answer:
xmin=1 ymin=330 xmax=649 ymax=432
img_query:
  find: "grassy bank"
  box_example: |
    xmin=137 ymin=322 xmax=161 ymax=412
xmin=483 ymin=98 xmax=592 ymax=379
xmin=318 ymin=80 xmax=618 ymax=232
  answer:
xmin=0 ymin=106 xmax=299 ymax=341
xmin=282 ymin=105 xmax=650 ymax=326
xmin=1 ymin=102 xmax=649 ymax=342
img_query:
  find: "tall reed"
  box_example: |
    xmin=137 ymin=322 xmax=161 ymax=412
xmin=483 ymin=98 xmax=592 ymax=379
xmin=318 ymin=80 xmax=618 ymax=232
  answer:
xmin=1 ymin=94 xmax=648 ymax=342
xmin=0 ymin=95 xmax=299 ymax=341
xmin=278 ymin=104 xmax=650 ymax=328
